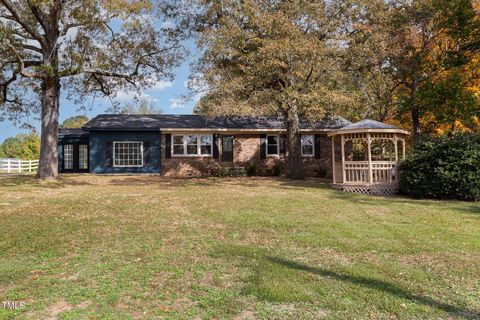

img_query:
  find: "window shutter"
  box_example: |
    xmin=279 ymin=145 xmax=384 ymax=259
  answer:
xmin=314 ymin=134 xmax=321 ymax=159
xmin=106 ymin=141 xmax=113 ymax=167
xmin=213 ymin=134 xmax=219 ymax=159
xmin=260 ymin=135 xmax=266 ymax=159
xmin=165 ymin=134 xmax=171 ymax=159
xmin=143 ymin=141 xmax=150 ymax=166
xmin=280 ymin=134 xmax=286 ymax=157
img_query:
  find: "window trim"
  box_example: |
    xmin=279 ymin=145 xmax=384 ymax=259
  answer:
xmin=78 ymin=144 xmax=89 ymax=170
xmin=63 ymin=144 xmax=74 ymax=170
xmin=301 ymin=134 xmax=315 ymax=157
xmin=171 ymin=134 xmax=213 ymax=157
xmin=113 ymin=141 xmax=144 ymax=167
xmin=266 ymin=135 xmax=280 ymax=156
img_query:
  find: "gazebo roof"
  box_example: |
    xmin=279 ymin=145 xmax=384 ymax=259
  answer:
xmin=328 ymin=119 xmax=409 ymax=136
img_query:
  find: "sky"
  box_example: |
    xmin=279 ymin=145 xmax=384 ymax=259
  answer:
xmin=0 ymin=50 xmax=197 ymax=143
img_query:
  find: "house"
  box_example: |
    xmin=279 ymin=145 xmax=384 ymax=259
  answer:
xmin=58 ymin=114 xmax=349 ymax=177
xmin=58 ymin=114 xmax=409 ymax=194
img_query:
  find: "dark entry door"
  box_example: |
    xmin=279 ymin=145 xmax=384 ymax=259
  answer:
xmin=221 ymin=136 xmax=234 ymax=162
xmin=62 ymin=143 xmax=89 ymax=173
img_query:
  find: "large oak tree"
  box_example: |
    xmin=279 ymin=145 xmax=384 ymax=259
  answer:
xmin=177 ymin=0 xmax=352 ymax=179
xmin=0 ymin=0 xmax=184 ymax=179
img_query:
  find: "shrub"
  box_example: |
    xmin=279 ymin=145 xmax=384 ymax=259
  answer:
xmin=246 ymin=162 xmax=257 ymax=176
xmin=211 ymin=167 xmax=247 ymax=177
xmin=271 ymin=163 xmax=282 ymax=176
xmin=315 ymin=166 xmax=328 ymax=178
xmin=399 ymin=134 xmax=480 ymax=201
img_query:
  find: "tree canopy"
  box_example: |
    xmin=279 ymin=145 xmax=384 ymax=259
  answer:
xmin=0 ymin=133 xmax=40 ymax=160
xmin=0 ymin=0 xmax=185 ymax=178
xmin=61 ymin=115 xmax=89 ymax=129
xmin=179 ymin=0 xmax=353 ymax=178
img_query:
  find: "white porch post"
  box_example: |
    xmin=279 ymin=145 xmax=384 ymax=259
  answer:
xmin=340 ymin=134 xmax=345 ymax=184
xmin=332 ymin=136 xmax=336 ymax=184
xmin=402 ymin=139 xmax=406 ymax=160
xmin=367 ymin=133 xmax=372 ymax=185
xmin=394 ymin=134 xmax=398 ymax=162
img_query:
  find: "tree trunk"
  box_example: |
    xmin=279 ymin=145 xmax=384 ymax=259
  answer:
xmin=411 ymin=71 xmax=421 ymax=145
xmin=411 ymin=106 xmax=421 ymax=145
xmin=37 ymin=77 xmax=60 ymax=180
xmin=285 ymin=106 xmax=304 ymax=180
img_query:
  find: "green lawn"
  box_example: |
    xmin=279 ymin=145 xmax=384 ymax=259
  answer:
xmin=0 ymin=175 xmax=479 ymax=319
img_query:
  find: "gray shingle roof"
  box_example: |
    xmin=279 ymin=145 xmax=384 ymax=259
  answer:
xmin=82 ymin=114 xmax=351 ymax=131
xmin=339 ymin=119 xmax=400 ymax=131
xmin=58 ymin=128 xmax=89 ymax=137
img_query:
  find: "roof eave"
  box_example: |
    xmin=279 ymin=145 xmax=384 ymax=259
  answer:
xmin=327 ymin=128 xmax=410 ymax=137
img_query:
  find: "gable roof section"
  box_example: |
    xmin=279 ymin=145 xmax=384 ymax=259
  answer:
xmin=58 ymin=128 xmax=89 ymax=138
xmin=328 ymin=119 xmax=409 ymax=136
xmin=82 ymin=114 xmax=351 ymax=131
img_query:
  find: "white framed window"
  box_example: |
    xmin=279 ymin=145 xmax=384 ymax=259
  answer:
xmin=63 ymin=144 xmax=73 ymax=169
xmin=172 ymin=134 xmax=213 ymax=156
xmin=113 ymin=141 xmax=143 ymax=167
xmin=79 ymin=144 xmax=88 ymax=169
xmin=267 ymin=135 xmax=279 ymax=156
xmin=301 ymin=135 xmax=314 ymax=156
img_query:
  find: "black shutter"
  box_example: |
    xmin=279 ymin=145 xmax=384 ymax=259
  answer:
xmin=143 ymin=141 xmax=150 ymax=166
xmin=165 ymin=134 xmax=171 ymax=159
xmin=106 ymin=141 xmax=113 ymax=167
xmin=213 ymin=134 xmax=219 ymax=159
xmin=280 ymin=134 xmax=286 ymax=157
xmin=314 ymin=134 xmax=321 ymax=159
xmin=260 ymin=135 xmax=266 ymax=159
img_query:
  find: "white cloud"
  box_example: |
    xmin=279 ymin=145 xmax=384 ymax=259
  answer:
xmin=112 ymin=80 xmax=172 ymax=103
xmin=149 ymin=80 xmax=173 ymax=91
xmin=114 ymin=91 xmax=158 ymax=103
xmin=169 ymin=98 xmax=185 ymax=109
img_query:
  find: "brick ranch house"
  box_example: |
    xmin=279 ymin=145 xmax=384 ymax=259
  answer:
xmin=58 ymin=114 xmax=408 ymax=193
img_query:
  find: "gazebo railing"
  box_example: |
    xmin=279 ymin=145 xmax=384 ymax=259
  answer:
xmin=344 ymin=161 xmax=369 ymax=183
xmin=372 ymin=162 xmax=398 ymax=184
xmin=343 ymin=161 xmax=398 ymax=185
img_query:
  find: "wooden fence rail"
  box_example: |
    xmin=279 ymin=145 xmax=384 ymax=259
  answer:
xmin=0 ymin=159 xmax=39 ymax=174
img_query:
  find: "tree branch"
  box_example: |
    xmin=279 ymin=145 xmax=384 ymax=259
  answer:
xmin=0 ymin=0 xmax=47 ymax=48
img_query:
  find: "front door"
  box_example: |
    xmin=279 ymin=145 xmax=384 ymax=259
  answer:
xmin=62 ymin=143 xmax=89 ymax=173
xmin=221 ymin=136 xmax=234 ymax=162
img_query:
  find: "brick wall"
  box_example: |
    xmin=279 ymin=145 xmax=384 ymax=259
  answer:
xmin=160 ymin=133 xmax=335 ymax=178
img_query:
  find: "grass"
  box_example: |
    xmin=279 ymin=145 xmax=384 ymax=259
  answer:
xmin=0 ymin=175 xmax=479 ymax=319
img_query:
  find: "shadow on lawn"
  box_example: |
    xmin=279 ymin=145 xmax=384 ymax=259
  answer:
xmin=268 ymin=256 xmax=479 ymax=318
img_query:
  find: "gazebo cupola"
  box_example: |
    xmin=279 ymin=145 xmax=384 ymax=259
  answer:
xmin=328 ymin=119 xmax=409 ymax=195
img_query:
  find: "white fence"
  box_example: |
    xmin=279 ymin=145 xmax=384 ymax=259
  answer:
xmin=0 ymin=159 xmax=39 ymax=174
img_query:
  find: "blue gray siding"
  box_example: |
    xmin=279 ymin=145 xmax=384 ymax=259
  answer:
xmin=58 ymin=136 xmax=89 ymax=173
xmin=89 ymin=131 xmax=161 ymax=174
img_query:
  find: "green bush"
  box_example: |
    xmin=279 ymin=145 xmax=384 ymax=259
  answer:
xmin=271 ymin=163 xmax=282 ymax=176
xmin=315 ymin=166 xmax=328 ymax=178
xmin=246 ymin=162 xmax=257 ymax=176
xmin=399 ymin=134 xmax=480 ymax=201
xmin=211 ymin=167 xmax=247 ymax=177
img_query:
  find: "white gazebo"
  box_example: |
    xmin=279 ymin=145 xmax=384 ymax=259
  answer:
xmin=328 ymin=119 xmax=409 ymax=195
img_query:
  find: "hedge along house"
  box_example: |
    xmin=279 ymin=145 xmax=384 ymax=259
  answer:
xmin=58 ymin=114 xmax=408 ymax=193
